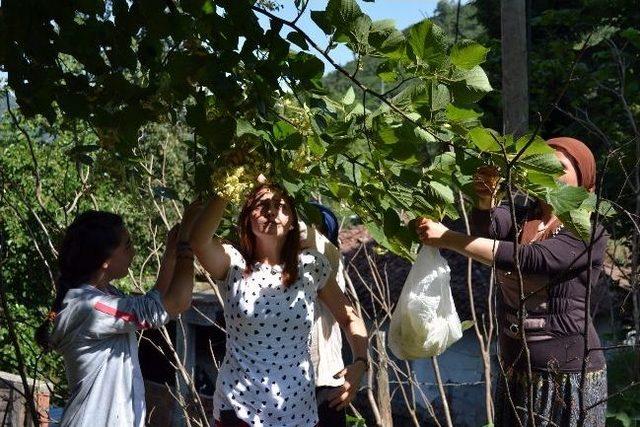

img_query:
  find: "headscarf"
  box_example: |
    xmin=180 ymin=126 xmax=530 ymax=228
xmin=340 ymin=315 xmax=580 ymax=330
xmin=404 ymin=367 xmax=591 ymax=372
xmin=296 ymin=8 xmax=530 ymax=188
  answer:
xmin=520 ymin=137 xmax=597 ymax=244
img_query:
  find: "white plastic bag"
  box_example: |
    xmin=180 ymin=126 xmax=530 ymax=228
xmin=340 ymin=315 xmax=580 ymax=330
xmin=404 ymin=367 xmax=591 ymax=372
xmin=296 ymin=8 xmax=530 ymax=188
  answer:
xmin=388 ymin=246 xmax=463 ymax=359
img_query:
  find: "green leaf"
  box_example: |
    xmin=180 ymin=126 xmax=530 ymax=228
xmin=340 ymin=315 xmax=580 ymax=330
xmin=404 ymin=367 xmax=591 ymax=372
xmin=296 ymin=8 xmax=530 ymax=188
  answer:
xmin=431 ymin=83 xmax=451 ymax=110
xmin=519 ymin=153 xmax=564 ymax=175
xmin=451 ymin=66 xmax=493 ymax=103
xmin=520 ymin=170 xmax=558 ymax=198
xmin=461 ymin=320 xmax=475 ymax=331
xmin=406 ymin=20 xmax=447 ymax=68
xmin=468 ymin=127 xmax=500 ymax=152
xmin=462 ymin=65 xmax=492 ymax=92
xmin=558 ymin=208 xmax=592 ymax=241
xmin=596 ymin=200 xmax=616 ymax=218
xmin=446 ymin=103 xmax=481 ymax=122
xmin=415 ymin=127 xmax=437 ymax=144
xmin=547 ymin=185 xmax=590 ymax=215
xmin=202 ymin=0 xmax=215 ymax=14
xmin=289 ymin=52 xmax=325 ymax=82
xmin=383 ymin=207 xmax=401 ymax=237
xmin=326 ymin=0 xmax=363 ymax=33
xmin=342 ymin=87 xmax=356 ymax=105
xmin=349 ymin=15 xmax=372 ymax=46
xmin=273 ymin=120 xmax=303 ymax=149
xmin=286 ymin=31 xmax=309 ymax=50
xmin=369 ymin=19 xmax=405 ymax=57
xmin=621 ymin=28 xmax=640 ymax=49
xmin=606 ymin=412 xmax=632 ymax=427
xmin=376 ymin=60 xmax=398 ymax=82
xmin=236 ymin=119 xmax=267 ymax=139
xmin=310 ymin=10 xmax=334 ymax=35
xmin=273 ymin=120 xmax=297 ymax=140
xmin=451 ymin=40 xmax=489 ymax=70
xmin=428 ymin=181 xmax=455 ymax=204
xmin=515 ymin=134 xmax=555 ymax=157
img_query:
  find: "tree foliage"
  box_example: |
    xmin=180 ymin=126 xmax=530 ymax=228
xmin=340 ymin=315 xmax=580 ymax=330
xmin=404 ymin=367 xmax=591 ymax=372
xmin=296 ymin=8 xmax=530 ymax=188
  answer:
xmin=0 ymin=0 xmax=596 ymax=258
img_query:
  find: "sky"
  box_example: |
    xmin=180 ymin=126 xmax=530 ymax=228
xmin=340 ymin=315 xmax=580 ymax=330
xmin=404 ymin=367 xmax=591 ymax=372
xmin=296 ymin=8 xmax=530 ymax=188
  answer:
xmin=257 ymin=0 xmax=442 ymax=72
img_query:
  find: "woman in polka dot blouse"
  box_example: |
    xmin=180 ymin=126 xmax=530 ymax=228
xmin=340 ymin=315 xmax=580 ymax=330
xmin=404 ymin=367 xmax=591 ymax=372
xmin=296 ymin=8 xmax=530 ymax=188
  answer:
xmin=191 ymin=182 xmax=368 ymax=427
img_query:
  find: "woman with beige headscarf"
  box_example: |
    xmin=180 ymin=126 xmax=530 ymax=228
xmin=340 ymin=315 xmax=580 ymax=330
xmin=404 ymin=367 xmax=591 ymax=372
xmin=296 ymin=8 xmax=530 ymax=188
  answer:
xmin=415 ymin=137 xmax=608 ymax=426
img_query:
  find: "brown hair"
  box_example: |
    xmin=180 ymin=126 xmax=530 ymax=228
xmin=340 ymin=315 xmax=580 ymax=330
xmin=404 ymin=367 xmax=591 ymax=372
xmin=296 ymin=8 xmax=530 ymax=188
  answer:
xmin=238 ymin=184 xmax=301 ymax=286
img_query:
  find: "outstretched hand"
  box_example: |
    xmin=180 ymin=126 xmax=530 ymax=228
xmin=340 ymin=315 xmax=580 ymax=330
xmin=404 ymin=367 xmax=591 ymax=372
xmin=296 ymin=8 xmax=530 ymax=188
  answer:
xmin=415 ymin=217 xmax=450 ymax=247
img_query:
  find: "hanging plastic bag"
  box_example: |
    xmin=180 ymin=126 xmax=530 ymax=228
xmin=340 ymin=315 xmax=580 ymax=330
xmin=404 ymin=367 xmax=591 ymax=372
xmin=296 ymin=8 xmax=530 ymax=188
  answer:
xmin=388 ymin=246 xmax=463 ymax=359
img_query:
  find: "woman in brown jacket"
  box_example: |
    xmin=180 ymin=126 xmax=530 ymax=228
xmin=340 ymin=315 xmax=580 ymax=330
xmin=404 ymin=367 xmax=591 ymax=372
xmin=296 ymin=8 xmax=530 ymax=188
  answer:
xmin=416 ymin=137 xmax=607 ymax=426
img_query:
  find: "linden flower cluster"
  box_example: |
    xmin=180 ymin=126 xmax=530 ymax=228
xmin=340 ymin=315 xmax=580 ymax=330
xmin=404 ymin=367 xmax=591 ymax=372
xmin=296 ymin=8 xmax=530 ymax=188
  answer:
xmin=210 ymin=151 xmax=265 ymax=204
xmin=290 ymin=144 xmax=317 ymax=173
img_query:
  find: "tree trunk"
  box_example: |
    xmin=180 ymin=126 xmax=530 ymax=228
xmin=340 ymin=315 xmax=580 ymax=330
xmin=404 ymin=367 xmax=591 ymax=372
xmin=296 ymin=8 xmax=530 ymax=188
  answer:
xmin=501 ymin=0 xmax=529 ymax=136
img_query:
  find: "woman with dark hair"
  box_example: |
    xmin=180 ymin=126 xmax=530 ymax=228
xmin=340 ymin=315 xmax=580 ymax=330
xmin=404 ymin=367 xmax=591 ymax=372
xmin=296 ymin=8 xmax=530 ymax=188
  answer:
xmin=415 ymin=137 xmax=608 ymax=426
xmin=38 ymin=206 xmax=201 ymax=427
xmin=190 ymin=183 xmax=368 ymax=427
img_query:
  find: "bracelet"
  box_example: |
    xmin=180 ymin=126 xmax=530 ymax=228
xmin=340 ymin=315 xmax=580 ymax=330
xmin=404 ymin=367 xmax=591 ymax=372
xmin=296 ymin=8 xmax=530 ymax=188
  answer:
xmin=353 ymin=357 xmax=369 ymax=371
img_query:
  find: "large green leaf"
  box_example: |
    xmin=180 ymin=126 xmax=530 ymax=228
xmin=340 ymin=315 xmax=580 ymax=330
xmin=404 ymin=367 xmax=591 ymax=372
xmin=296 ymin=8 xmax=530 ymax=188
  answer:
xmin=446 ymin=103 xmax=481 ymax=123
xmin=468 ymin=127 xmax=500 ymax=152
xmin=310 ymin=10 xmax=334 ymax=35
xmin=451 ymin=66 xmax=493 ymax=103
xmin=520 ymin=170 xmax=558 ymax=199
xmin=557 ymin=208 xmax=592 ymax=241
xmin=547 ymin=185 xmax=590 ymax=214
xmin=342 ymin=87 xmax=356 ymax=105
xmin=326 ymin=0 xmax=363 ymax=34
xmin=406 ymin=20 xmax=447 ymax=68
xmin=289 ymin=52 xmax=325 ymax=84
xmin=515 ymin=134 xmax=555 ymax=156
xmin=451 ymin=40 xmax=489 ymax=70
xmin=519 ymin=153 xmax=564 ymax=175
xmin=428 ymin=181 xmax=455 ymax=204
xmin=369 ymin=19 xmax=405 ymax=57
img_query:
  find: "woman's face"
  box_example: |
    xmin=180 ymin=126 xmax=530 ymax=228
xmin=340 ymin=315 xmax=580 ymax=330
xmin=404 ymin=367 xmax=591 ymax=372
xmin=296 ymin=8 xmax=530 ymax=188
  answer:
xmin=106 ymin=228 xmax=135 ymax=279
xmin=249 ymin=188 xmax=293 ymax=239
xmin=555 ymin=148 xmax=579 ymax=187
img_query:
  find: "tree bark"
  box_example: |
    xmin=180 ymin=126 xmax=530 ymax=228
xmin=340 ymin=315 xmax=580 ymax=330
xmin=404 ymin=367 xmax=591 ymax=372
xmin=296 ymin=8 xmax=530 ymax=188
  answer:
xmin=501 ymin=0 xmax=529 ymax=136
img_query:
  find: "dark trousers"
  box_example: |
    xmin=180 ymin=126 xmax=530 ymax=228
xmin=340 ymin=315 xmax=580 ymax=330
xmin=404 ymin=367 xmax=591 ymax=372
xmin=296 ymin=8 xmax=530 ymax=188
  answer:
xmin=316 ymin=386 xmax=347 ymax=427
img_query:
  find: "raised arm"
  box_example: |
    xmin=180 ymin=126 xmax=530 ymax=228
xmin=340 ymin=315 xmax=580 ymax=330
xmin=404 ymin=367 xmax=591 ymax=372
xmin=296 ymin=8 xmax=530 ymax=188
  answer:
xmin=189 ymin=196 xmax=232 ymax=280
xmin=318 ymin=278 xmax=368 ymax=410
xmin=160 ymin=201 xmax=204 ymax=317
xmin=155 ymin=225 xmax=179 ymax=297
xmin=417 ymin=219 xmax=608 ymax=278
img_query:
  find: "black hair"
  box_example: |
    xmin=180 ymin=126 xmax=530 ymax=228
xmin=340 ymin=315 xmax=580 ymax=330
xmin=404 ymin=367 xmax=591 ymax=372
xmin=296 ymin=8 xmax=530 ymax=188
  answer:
xmin=36 ymin=211 xmax=125 ymax=349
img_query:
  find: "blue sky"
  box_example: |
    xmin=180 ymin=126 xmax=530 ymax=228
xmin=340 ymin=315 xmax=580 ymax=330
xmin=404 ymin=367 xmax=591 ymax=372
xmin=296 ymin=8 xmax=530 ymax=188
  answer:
xmin=258 ymin=0 xmax=442 ymax=72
